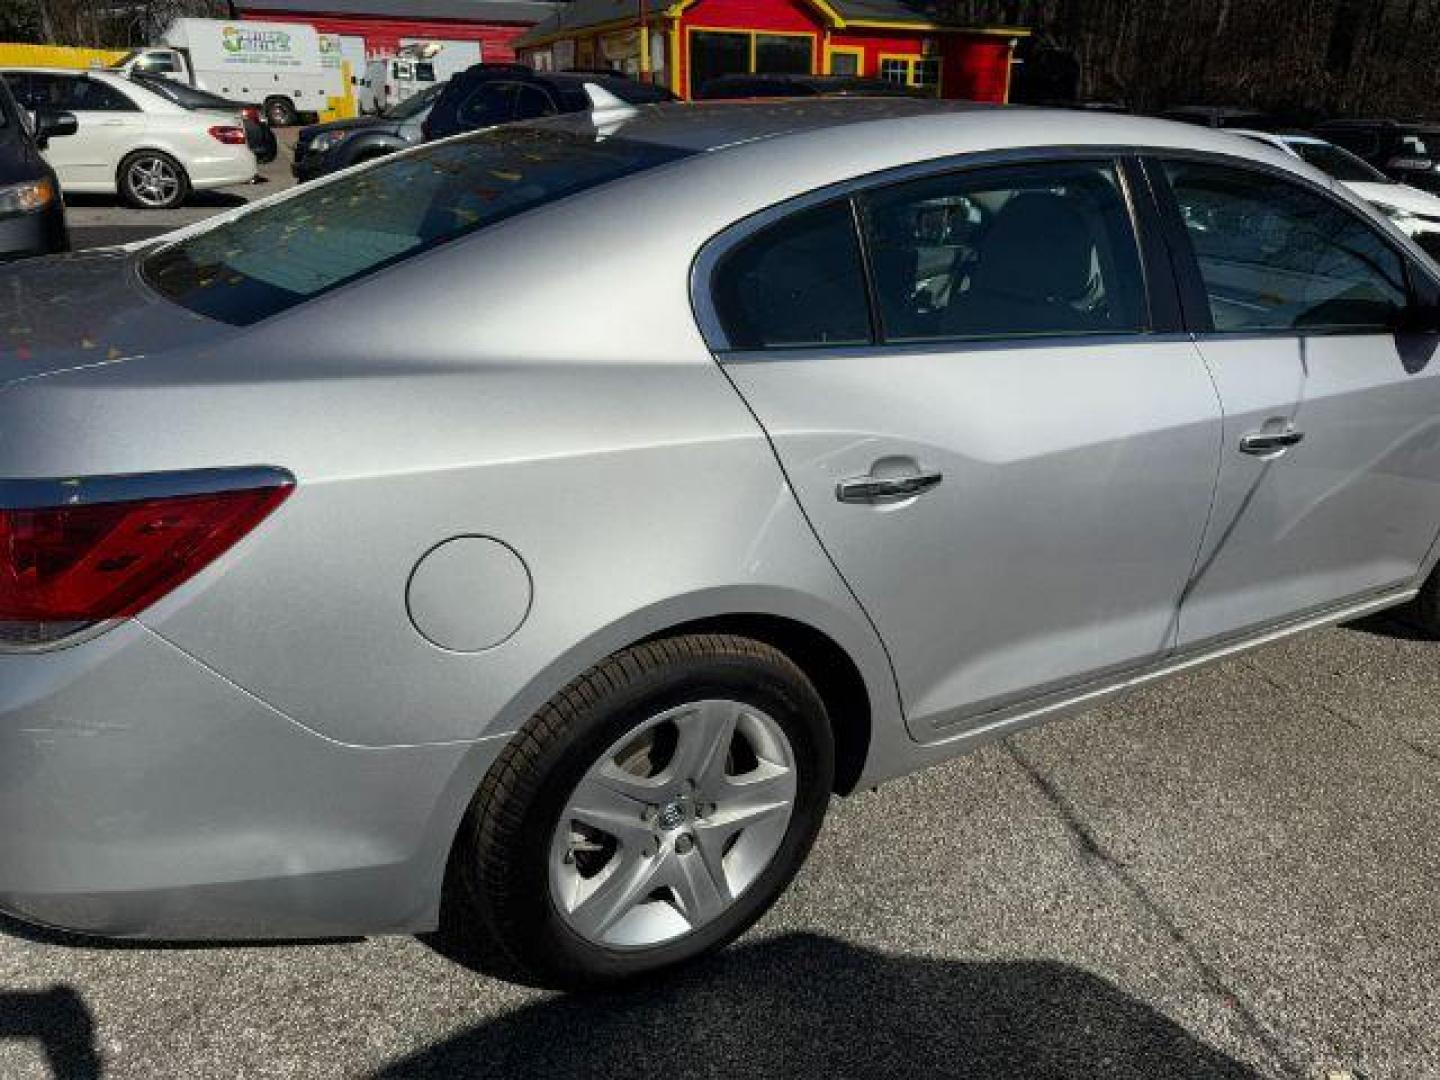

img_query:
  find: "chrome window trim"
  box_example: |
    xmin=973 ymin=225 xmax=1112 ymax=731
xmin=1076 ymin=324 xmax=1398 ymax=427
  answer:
xmin=717 ymin=331 xmax=1198 ymax=366
xmin=691 ymin=144 xmax=1171 ymax=356
xmin=0 ymin=465 xmax=295 ymax=511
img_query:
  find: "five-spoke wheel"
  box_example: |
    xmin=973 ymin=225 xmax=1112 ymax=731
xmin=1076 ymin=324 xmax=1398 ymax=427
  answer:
xmin=119 ymin=151 xmax=188 ymax=210
xmin=549 ymin=698 xmax=798 ymax=949
xmin=451 ymin=634 xmax=834 ymax=989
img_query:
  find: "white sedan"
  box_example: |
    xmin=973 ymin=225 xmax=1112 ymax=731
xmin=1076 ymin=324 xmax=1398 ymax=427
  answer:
xmin=1238 ymin=129 xmax=1440 ymax=258
xmin=0 ymin=67 xmax=255 ymax=209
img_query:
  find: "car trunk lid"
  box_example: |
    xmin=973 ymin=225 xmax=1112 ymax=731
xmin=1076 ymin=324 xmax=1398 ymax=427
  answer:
xmin=0 ymin=249 xmax=230 ymax=389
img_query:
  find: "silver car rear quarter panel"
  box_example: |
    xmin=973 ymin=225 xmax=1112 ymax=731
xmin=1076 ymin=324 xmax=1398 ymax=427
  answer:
xmin=0 ymin=620 xmax=498 ymax=936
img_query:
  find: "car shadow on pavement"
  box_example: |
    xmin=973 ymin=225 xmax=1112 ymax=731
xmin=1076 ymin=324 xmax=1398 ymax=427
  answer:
xmin=1343 ymin=610 xmax=1433 ymax=641
xmin=379 ymin=932 xmax=1261 ymax=1080
xmin=0 ymin=985 xmax=101 ymax=1079
xmin=64 ymin=191 xmax=251 ymax=210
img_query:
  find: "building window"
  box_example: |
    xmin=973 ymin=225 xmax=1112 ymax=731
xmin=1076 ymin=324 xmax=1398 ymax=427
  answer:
xmin=755 ymin=34 xmax=811 ymax=74
xmin=879 ymin=57 xmax=910 ymax=84
xmin=879 ymin=54 xmax=941 ymax=95
xmin=913 ymin=57 xmax=940 ymax=89
xmin=688 ymin=29 xmax=816 ymax=96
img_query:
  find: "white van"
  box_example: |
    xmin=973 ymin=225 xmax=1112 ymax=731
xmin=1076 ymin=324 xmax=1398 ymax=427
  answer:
xmin=112 ymin=18 xmax=344 ymax=126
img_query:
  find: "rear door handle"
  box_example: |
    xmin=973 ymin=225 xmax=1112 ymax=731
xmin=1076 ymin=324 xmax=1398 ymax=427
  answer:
xmin=836 ymin=470 xmax=944 ymax=504
xmin=1239 ymin=429 xmax=1305 ymax=455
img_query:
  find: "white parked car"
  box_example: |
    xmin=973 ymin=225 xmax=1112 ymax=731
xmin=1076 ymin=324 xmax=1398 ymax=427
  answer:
xmin=0 ymin=68 xmax=255 ymax=209
xmin=1238 ymin=130 xmax=1440 ymax=257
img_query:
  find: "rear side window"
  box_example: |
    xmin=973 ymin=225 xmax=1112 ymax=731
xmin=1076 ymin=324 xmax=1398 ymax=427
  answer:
xmin=28 ymin=74 xmax=137 ymax=112
xmin=711 ymin=201 xmax=871 ymax=350
xmin=1163 ymin=161 xmax=1409 ymax=332
xmin=859 ymin=161 xmax=1146 ymax=341
xmin=143 ymin=127 xmax=693 ymax=325
xmin=458 ymin=81 xmax=514 ymax=128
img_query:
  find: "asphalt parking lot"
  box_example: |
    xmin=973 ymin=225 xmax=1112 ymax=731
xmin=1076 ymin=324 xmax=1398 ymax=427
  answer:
xmin=6 ymin=147 xmax=1440 ymax=1080
xmin=0 ymin=617 xmax=1437 ymax=1079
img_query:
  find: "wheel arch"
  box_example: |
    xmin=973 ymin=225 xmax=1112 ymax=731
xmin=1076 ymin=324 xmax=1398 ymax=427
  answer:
xmin=634 ymin=613 xmax=872 ymax=795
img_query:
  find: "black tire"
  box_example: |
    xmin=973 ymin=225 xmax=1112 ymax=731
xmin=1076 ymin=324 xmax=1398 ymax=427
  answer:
xmin=264 ymin=96 xmax=298 ymax=127
xmin=117 ymin=150 xmax=189 ymax=210
xmin=450 ymin=633 xmax=834 ymax=990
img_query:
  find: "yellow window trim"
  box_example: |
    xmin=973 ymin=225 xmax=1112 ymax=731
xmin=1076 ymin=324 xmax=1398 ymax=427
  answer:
xmin=825 ymin=43 xmax=865 ymax=75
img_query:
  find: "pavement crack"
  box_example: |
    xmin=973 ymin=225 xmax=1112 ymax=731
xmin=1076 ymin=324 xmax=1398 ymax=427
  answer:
xmin=1242 ymin=658 xmax=1440 ymax=769
xmin=1001 ymin=737 xmax=1308 ymax=1080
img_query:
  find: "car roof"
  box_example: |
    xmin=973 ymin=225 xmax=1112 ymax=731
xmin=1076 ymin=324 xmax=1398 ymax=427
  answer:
xmin=518 ymin=98 xmax=1310 ymax=167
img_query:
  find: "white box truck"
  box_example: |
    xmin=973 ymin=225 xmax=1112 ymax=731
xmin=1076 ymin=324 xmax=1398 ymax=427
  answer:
xmin=112 ymin=19 xmax=344 ymax=126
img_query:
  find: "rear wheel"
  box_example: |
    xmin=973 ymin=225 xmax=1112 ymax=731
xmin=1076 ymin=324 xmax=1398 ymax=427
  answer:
xmin=450 ymin=634 xmax=834 ymax=990
xmin=118 ymin=151 xmax=188 ymax=210
xmin=264 ymin=95 xmax=298 ymax=127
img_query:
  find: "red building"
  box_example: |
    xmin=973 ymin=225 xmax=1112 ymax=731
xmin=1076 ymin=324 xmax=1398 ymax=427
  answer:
xmin=512 ymin=0 xmax=1027 ymax=101
xmin=236 ymin=0 xmax=559 ymax=70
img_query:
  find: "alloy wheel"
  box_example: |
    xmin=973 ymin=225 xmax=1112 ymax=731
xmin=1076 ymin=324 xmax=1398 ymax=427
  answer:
xmin=548 ymin=698 xmax=798 ymax=950
xmin=126 ymin=156 xmax=181 ymax=208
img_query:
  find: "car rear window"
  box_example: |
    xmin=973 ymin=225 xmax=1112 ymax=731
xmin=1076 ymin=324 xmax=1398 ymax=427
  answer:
xmin=142 ymin=126 xmax=692 ymax=325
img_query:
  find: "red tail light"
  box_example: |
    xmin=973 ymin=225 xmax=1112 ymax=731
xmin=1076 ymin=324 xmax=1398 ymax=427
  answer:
xmin=208 ymin=125 xmax=248 ymax=145
xmin=241 ymin=106 xmax=262 ymax=125
xmin=1 ymin=479 xmax=291 ymax=649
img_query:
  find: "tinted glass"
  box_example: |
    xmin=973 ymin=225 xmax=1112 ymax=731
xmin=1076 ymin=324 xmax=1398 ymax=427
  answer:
xmin=1164 ymin=161 xmax=1409 ymax=332
xmin=2 ymin=73 xmax=32 ymax=110
xmin=859 ymin=161 xmax=1146 ymax=342
xmin=829 ymin=52 xmax=860 ymax=77
xmin=28 ymin=75 xmax=136 ymax=112
xmin=755 ymin=35 xmax=811 ymax=75
xmin=511 ymin=84 xmax=556 ymax=121
xmin=457 ymin=81 xmax=513 ymax=128
xmin=143 ymin=127 xmax=693 ymax=326
xmin=1289 ymin=140 xmax=1390 ymax=184
xmin=712 ymin=201 xmax=870 ymax=350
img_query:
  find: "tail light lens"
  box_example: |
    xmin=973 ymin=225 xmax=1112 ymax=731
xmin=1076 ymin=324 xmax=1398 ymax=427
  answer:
xmin=208 ymin=125 xmax=248 ymax=145
xmin=0 ymin=476 xmax=291 ymax=651
xmin=241 ymin=106 xmax=262 ymax=125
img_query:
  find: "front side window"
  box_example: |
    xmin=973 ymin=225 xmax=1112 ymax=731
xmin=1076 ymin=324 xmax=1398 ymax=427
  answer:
xmin=135 ymin=52 xmax=177 ymax=74
xmin=143 ymin=127 xmax=693 ymax=325
xmin=859 ymin=161 xmax=1146 ymax=342
xmin=1164 ymin=160 xmax=1409 ymax=332
xmin=711 ymin=201 xmax=870 ymax=350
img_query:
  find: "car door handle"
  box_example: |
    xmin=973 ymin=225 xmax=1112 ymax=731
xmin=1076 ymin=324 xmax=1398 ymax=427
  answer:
xmin=836 ymin=470 xmax=944 ymax=504
xmin=1239 ymin=429 xmax=1305 ymax=455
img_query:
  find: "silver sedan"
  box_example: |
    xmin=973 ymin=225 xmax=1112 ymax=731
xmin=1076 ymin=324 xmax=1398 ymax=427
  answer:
xmin=4 ymin=98 xmax=1440 ymax=989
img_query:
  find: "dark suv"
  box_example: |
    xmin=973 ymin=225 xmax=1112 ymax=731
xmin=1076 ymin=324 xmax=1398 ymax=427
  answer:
xmin=422 ymin=66 xmax=674 ymax=142
xmin=0 ymin=75 xmax=71 ymax=260
xmin=1314 ymin=119 xmax=1440 ymax=194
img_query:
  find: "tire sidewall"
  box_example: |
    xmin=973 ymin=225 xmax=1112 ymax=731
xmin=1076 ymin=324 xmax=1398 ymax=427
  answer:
xmin=119 ymin=151 xmax=188 ymax=210
xmin=485 ymin=647 xmax=833 ymax=987
xmin=265 ymin=96 xmax=297 ymax=126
